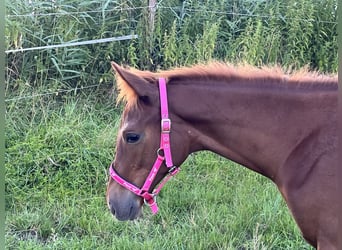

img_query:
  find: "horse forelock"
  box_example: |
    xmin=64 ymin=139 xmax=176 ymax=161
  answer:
xmin=116 ymin=74 xmax=139 ymax=109
xmin=115 ymin=68 xmax=158 ymax=109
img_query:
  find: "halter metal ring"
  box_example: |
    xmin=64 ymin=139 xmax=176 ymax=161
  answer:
xmin=157 ymin=148 xmax=164 ymax=157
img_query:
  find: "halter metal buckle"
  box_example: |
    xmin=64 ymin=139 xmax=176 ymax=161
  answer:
xmin=161 ymin=119 xmax=171 ymax=133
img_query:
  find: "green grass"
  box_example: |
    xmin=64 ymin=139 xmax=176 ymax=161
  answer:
xmin=5 ymin=94 xmax=313 ymax=249
xmin=5 ymin=1 xmax=336 ymax=248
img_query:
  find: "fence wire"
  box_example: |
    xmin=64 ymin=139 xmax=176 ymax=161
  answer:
xmin=5 ymin=35 xmax=138 ymax=54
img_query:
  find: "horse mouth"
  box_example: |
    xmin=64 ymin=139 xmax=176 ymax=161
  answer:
xmin=107 ymin=195 xmax=143 ymax=221
xmin=111 ymin=205 xmax=142 ymax=221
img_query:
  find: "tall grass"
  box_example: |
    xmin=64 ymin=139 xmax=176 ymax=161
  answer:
xmin=5 ymin=0 xmax=337 ymax=94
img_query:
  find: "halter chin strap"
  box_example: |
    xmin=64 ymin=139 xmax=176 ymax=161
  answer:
xmin=109 ymin=78 xmax=180 ymax=214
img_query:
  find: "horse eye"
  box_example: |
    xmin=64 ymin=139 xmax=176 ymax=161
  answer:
xmin=125 ymin=133 xmax=141 ymax=144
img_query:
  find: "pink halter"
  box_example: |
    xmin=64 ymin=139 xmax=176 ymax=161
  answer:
xmin=109 ymin=78 xmax=180 ymax=214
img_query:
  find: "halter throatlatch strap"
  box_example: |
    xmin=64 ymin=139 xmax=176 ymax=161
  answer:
xmin=109 ymin=77 xmax=180 ymax=214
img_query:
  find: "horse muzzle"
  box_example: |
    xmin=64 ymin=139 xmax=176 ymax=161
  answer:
xmin=107 ymin=183 xmax=142 ymax=221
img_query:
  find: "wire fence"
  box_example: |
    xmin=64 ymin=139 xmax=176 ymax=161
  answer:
xmin=5 ymin=35 xmax=138 ymax=54
xmin=5 ymin=6 xmax=150 ymax=18
xmin=5 ymin=2 xmax=337 ymax=103
xmin=5 ymin=3 xmax=337 ymax=56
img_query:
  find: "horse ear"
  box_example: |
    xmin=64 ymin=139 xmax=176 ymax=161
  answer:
xmin=111 ymin=62 xmax=157 ymax=101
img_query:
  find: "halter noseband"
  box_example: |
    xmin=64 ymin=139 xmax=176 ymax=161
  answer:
xmin=109 ymin=78 xmax=180 ymax=214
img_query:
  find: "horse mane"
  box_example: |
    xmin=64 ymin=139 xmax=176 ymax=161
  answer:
xmin=116 ymin=62 xmax=337 ymax=108
xmin=160 ymin=62 xmax=337 ymax=84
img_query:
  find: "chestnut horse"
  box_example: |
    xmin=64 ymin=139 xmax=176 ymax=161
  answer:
xmin=106 ymin=62 xmax=338 ymax=249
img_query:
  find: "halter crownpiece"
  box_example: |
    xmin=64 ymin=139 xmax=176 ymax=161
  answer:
xmin=109 ymin=77 xmax=180 ymax=214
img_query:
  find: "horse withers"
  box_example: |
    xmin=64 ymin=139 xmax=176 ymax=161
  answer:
xmin=106 ymin=62 xmax=338 ymax=249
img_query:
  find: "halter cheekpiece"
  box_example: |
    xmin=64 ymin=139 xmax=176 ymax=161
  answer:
xmin=109 ymin=78 xmax=180 ymax=214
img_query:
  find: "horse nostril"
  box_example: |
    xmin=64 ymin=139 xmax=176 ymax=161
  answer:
xmin=108 ymin=201 xmax=116 ymax=216
xmin=110 ymin=206 xmax=116 ymax=216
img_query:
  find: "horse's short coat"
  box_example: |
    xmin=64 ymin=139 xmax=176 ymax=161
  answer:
xmin=106 ymin=62 xmax=338 ymax=249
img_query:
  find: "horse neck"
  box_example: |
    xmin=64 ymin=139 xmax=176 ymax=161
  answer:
xmin=168 ymin=77 xmax=337 ymax=181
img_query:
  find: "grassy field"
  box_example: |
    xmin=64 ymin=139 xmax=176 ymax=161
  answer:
xmin=5 ymin=92 xmax=313 ymax=249
xmin=5 ymin=0 xmax=336 ymax=248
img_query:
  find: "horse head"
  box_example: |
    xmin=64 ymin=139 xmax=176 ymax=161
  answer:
xmin=106 ymin=63 xmax=189 ymax=220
